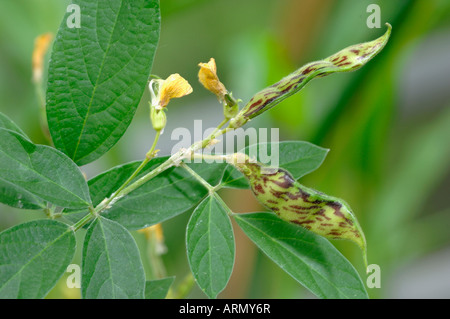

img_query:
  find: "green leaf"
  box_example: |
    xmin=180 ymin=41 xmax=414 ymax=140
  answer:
xmin=221 ymin=141 xmax=328 ymax=188
xmin=46 ymin=0 xmax=161 ymax=165
xmin=0 ymin=115 xmax=40 ymax=209
xmin=82 ymin=216 xmax=145 ymax=299
xmin=186 ymin=195 xmax=234 ymax=299
xmin=86 ymin=158 xmax=227 ymax=230
xmin=0 ymin=128 xmax=91 ymax=209
xmin=144 ymin=277 xmax=174 ymax=299
xmin=0 ymin=112 xmax=27 ymax=138
xmin=0 ymin=220 xmax=76 ymax=299
xmin=234 ymin=212 xmax=368 ymax=299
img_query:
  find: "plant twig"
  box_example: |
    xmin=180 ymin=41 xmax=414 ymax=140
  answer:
xmin=180 ymin=161 xmax=234 ymax=216
xmin=179 ymin=161 xmax=215 ymax=193
xmin=69 ymin=122 xmax=234 ymax=231
xmin=103 ymin=130 xmax=161 ymax=208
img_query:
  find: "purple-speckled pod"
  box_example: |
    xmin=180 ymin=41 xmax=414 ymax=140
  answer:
xmin=230 ymin=24 xmax=391 ymax=128
xmin=228 ymin=153 xmax=367 ymax=265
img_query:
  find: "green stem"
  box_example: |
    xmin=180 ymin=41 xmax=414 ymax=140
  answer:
xmin=180 ymin=162 xmax=215 ymax=193
xmin=116 ymin=156 xmax=175 ymax=200
xmin=167 ymin=273 xmax=195 ymax=299
xmin=190 ymin=152 xmax=228 ymax=163
xmin=71 ymin=207 xmax=96 ymax=232
xmin=201 ymin=118 xmax=228 ymax=148
xmin=70 ymin=121 xmax=233 ymax=232
xmin=100 ymin=130 xmax=161 ymax=210
xmin=115 ymin=125 xmax=231 ymax=202
xmin=180 ymin=161 xmax=233 ymax=216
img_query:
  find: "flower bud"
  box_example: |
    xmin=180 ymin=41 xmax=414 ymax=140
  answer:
xmin=148 ymin=74 xmax=192 ymax=132
xmin=150 ymin=104 xmax=167 ymax=132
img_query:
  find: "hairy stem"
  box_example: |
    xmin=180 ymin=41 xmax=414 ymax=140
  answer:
xmin=180 ymin=162 xmax=215 ymax=193
xmin=201 ymin=118 xmax=228 ymax=148
xmin=103 ymin=130 xmax=161 ymax=209
xmin=180 ymin=161 xmax=234 ymax=216
xmin=71 ymin=206 xmax=97 ymax=232
xmin=70 ymin=122 xmax=233 ymax=231
xmin=115 ymin=124 xmax=230 ymax=200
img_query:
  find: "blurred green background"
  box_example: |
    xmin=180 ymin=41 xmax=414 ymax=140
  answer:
xmin=1 ymin=0 xmax=450 ymax=299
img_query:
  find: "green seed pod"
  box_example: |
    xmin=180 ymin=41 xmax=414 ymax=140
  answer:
xmin=150 ymin=106 xmax=166 ymax=132
xmin=230 ymin=24 xmax=392 ymax=129
xmin=229 ymin=153 xmax=367 ymax=264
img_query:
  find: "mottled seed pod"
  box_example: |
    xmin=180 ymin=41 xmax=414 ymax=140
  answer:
xmin=228 ymin=153 xmax=367 ymax=264
xmin=230 ymin=24 xmax=392 ymax=129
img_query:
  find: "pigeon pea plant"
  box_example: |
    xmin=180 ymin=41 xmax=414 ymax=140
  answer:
xmin=0 ymin=0 xmax=391 ymax=299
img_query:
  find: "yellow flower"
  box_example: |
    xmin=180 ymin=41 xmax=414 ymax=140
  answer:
xmin=32 ymin=33 xmax=53 ymax=84
xmin=198 ymin=58 xmax=227 ymax=102
xmin=148 ymin=73 xmax=192 ymax=131
xmin=156 ymin=73 xmax=193 ymax=108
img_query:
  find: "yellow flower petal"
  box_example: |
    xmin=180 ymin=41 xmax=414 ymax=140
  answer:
xmin=159 ymin=73 xmax=193 ymax=108
xmin=198 ymin=58 xmax=227 ymax=101
xmin=32 ymin=33 xmax=53 ymax=84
